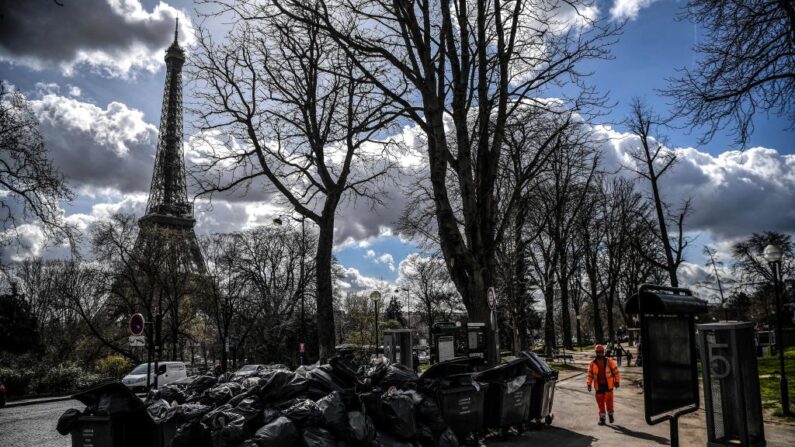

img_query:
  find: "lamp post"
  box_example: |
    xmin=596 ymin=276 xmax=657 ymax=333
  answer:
xmin=576 ymin=314 xmax=582 ymax=352
xmin=370 ymin=291 xmax=381 ymax=358
xmin=764 ymin=243 xmax=792 ymax=416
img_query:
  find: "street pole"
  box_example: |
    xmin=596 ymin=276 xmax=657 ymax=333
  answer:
xmin=375 ymin=299 xmax=380 ymax=357
xmin=576 ymin=314 xmax=582 ymax=352
xmin=772 ymin=261 xmax=792 ymax=416
xmin=299 ymin=218 xmax=306 ymax=366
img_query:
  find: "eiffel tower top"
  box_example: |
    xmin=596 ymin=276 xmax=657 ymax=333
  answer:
xmin=142 ymin=18 xmax=193 ymax=228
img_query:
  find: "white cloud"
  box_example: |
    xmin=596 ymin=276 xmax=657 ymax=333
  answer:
xmin=597 ymin=123 xmax=795 ymax=240
xmin=30 ymin=92 xmax=158 ymax=193
xmin=0 ymin=0 xmax=193 ymax=78
xmin=610 ymin=0 xmax=661 ymax=21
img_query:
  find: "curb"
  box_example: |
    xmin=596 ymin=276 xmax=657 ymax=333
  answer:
xmin=4 ymin=394 xmax=75 ymax=408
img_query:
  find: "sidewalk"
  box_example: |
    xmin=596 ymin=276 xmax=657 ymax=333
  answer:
xmin=488 ymin=350 xmax=795 ymax=446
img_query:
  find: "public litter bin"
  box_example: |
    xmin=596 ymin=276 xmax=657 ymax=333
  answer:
xmin=520 ymin=351 xmax=558 ymax=425
xmin=698 ymin=322 xmax=766 ymax=447
xmin=70 ymin=415 xmax=126 ymax=447
xmin=420 ymin=357 xmax=488 ymax=437
xmin=474 ymin=358 xmax=536 ymax=430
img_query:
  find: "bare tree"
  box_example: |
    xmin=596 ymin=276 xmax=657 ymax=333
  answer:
xmin=191 ymin=6 xmax=399 ymax=360
xmin=0 ymin=83 xmax=73 ymax=252
xmin=666 ymin=0 xmax=795 ymax=145
xmin=624 ymin=99 xmax=690 ymax=287
xmin=269 ymin=0 xmax=619 ymax=364
xmin=400 ymin=253 xmax=459 ymax=339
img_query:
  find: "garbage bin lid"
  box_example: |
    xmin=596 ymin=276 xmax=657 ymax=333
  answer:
xmin=625 ymin=286 xmax=707 ymax=315
xmin=71 ymin=382 xmax=144 ymax=415
xmin=474 ymin=358 xmax=537 ymax=382
xmin=421 ymin=357 xmax=484 ymax=380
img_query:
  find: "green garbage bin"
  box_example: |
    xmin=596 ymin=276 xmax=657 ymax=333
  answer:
xmin=437 ymin=374 xmax=488 ymax=436
xmin=70 ymin=415 xmax=126 ymax=447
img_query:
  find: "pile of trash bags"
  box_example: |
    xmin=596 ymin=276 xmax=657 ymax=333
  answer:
xmin=145 ymin=358 xmax=462 ymax=447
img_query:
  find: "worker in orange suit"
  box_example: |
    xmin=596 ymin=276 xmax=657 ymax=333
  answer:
xmin=586 ymin=344 xmax=621 ymax=425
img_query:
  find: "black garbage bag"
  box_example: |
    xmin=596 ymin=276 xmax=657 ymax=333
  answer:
xmin=157 ymin=384 xmax=186 ymax=404
xmin=437 ymin=429 xmax=458 ymax=447
xmin=416 ymin=424 xmax=436 ymax=447
xmin=346 ymin=411 xmax=375 ymax=447
xmin=253 ymin=416 xmax=299 ymax=447
xmin=378 ymin=390 xmax=416 ymax=440
xmin=242 ymin=377 xmax=262 ymax=390
xmin=171 ymin=419 xmax=212 ymax=447
xmin=306 ymin=367 xmax=346 ymax=396
xmin=56 ymin=408 xmax=81 ymax=435
xmin=72 ymin=382 xmax=144 ymax=415
xmin=415 ymin=397 xmax=447 ymax=435
xmin=328 ymin=356 xmax=361 ymax=386
xmin=316 ymin=391 xmax=347 ymax=437
xmin=234 ymin=397 xmax=264 ymax=433
xmin=260 ymin=370 xmax=308 ymax=404
xmin=229 ymin=387 xmax=258 ymax=407
xmin=372 ymin=430 xmax=414 ymax=447
xmin=282 ymin=399 xmax=321 ymax=428
xmin=187 ymin=375 xmax=218 ymax=395
xmin=302 ymin=426 xmax=337 ymax=447
xmin=380 ymin=364 xmax=418 ymax=389
xmin=202 ymin=404 xmax=248 ymax=447
xmin=217 ymin=372 xmax=233 ymax=383
xmin=147 ymin=399 xmax=178 ymax=423
xmin=262 ymin=406 xmax=282 ymax=425
xmin=208 ymin=384 xmax=235 ymax=405
xmin=180 ymin=402 xmax=213 ymax=421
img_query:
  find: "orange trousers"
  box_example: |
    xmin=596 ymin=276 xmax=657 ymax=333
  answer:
xmin=595 ymin=390 xmax=614 ymax=416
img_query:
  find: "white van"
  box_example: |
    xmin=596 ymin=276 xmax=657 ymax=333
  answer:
xmin=122 ymin=361 xmax=188 ymax=392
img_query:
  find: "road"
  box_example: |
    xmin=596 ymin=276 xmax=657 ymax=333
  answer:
xmin=0 ymin=399 xmax=75 ymax=447
xmin=2 ymin=369 xmax=794 ymax=447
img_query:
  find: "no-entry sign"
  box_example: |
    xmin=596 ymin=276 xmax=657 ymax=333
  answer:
xmin=487 ymin=287 xmax=496 ymax=310
xmin=129 ymin=313 xmax=145 ymax=336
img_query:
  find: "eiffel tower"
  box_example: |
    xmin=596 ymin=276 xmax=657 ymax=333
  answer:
xmin=138 ymin=20 xmax=204 ymax=273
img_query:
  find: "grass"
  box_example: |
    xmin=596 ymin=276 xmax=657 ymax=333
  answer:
xmin=756 ymin=347 xmax=795 ymax=417
xmin=550 ymin=362 xmax=582 ymax=371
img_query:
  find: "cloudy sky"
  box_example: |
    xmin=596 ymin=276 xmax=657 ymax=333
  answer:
xmin=1 ymin=0 xmax=793 ymax=296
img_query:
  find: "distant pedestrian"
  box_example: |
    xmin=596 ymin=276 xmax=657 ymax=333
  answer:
xmin=586 ymin=344 xmax=621 ymax=425
xmin=615 ymin=343 xmax=624 ymax=366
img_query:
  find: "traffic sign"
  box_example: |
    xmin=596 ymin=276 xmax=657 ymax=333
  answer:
xmin=129 ymin=313 xmax=145 ymax=336
xmin=129 ymin=335 xmax=145 ymax=347
xmin=487 ymin=287 xmax=496 ymax=310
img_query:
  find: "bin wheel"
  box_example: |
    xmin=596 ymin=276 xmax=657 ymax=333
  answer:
xmin=545 ymin=414 xmax=554 ymax=425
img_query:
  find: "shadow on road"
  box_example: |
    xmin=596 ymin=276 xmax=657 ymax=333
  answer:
xmin=609 ymin=424 xmax=670 ymax=445
xmin=500 ymin=427 xmax=598 ymax=447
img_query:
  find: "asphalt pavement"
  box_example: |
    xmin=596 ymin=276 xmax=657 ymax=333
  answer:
xmin=0 ymin=398 xmax=75 ymax=447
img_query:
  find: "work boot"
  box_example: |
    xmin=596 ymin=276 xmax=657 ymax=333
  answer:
xmin=608 ymin=413 xmax=615 ymax=423
xmin=598 ymin=416 xmax=606 ymax=426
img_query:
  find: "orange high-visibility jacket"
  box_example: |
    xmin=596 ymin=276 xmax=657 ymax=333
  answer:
xmin=586 ymin=357 xmax=621 ymax=390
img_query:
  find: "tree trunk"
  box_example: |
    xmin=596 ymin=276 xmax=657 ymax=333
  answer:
xmin=590 ymin=284 xmax=604 ymax=342
xmin=647 ymin=160 xmax=678 ymax=287
xmin=557 ymin=250 xmax=573 ymax=349
xmin=315 ymin=211 xmax=337 ymax=362
xmin=514 ymin=211 xmax=529 ymax=353
xmin=544 ymin=281 xmax=556 ymax=356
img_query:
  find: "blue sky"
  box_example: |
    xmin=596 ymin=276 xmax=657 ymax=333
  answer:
xmin=1 ymin=0 xmax=793 ymax=289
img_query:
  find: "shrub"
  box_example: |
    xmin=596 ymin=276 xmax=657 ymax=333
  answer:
xmin=0 ymin=367 xmax=35 ymax=397
xmin=97 ymin=354 xmax=133 ymax=380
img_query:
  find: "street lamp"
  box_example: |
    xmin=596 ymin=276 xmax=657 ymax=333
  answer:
xmin=274 ymin=215 xmax=308 ymax=366
xmin=763 ymin=243 xmax=792 ymax=416
xmin=370 ymin=291 xmax=382 ymax=358
xmin=576 ymin=314 xmax=582 ymax=352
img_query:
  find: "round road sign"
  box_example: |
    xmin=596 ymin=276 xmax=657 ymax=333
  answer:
xmin=130 ymin=313 xmax=145 ymax=336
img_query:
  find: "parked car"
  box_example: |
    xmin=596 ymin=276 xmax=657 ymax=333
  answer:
xmin=0 ymin=377 xmax=6 ymax=408
xmin=122 ymin=361 xmax=188 ymax=392
xmin=232 ymin=364 xmax=266 ymax=379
